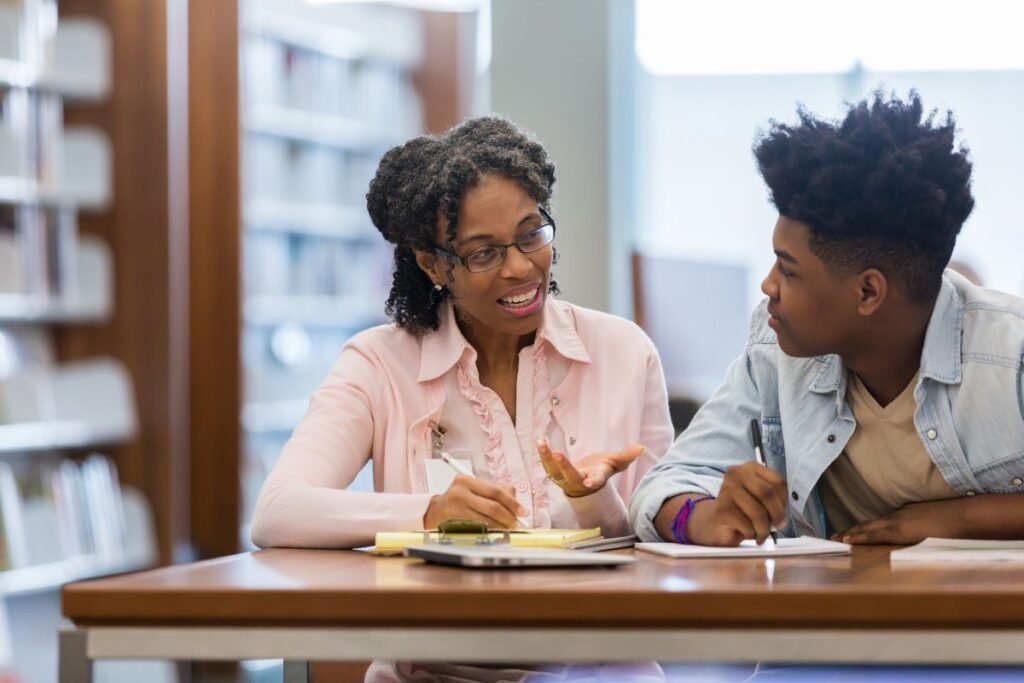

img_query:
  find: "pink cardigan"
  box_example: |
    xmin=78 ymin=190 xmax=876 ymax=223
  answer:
xmin=250 ymin=297 xmax=673 ymax=549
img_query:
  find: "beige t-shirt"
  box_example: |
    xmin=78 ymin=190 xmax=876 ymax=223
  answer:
xmin=820 ymin=371 xmax=957 ymax=535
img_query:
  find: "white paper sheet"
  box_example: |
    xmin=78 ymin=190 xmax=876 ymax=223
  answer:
xmin=635 ymin=535 xmax=851 ymax=558
xmin=890 ymin=537 xmax=1024 ymax=564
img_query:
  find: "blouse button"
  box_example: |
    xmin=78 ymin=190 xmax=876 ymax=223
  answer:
xmin=551 ymin=397 xmax=560 ymax=406
xmin=791 ymin=491 xmax=799 ymax=501
xmin=927 ymin=429 xmax=938 ymax=440
xmin=569 ymin=436 xmax=577 ymax=446
xmin=826 ymin=434 xmax=836 ymax=443
xmin=965 ymin=490 xmax=976 ymax=496
xmin=1014 ymin=478 xmax=1023 ymax=487
xmin=517 ymin=481 xmax=528 ymax=493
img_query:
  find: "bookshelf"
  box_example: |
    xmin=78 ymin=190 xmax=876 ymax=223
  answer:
xmin=0 ymin=0 xmax=157 ymax=676
xmin=185 ymin=0 xmax=478 ymax=572
xmin=238 ymin=0 xmax=428 ymax=547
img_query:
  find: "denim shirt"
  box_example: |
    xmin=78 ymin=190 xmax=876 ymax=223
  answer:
xmin=630 ymin=270 xmax=1024 ymax=541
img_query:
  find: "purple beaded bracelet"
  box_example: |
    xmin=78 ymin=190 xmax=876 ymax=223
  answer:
xmin=670 ymin=495 xmax=715 ymax=544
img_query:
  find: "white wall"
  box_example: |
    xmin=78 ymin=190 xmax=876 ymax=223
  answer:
xmin=635 ymin=70 xmax=1024 ymax=305
xmin=490 ymin=0 xmax=612 ymax=312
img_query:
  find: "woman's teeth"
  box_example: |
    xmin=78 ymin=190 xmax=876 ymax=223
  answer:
xmin=499 ymin=287 xmax=538 ymax=306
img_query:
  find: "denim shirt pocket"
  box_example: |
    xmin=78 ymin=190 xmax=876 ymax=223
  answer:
xmin=971 ymin=452 xmax=1024 ymax=494
xmin=951 ymin=360 xmax=1024 ymax=493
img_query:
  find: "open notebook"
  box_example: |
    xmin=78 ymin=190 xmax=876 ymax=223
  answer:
xmin=374 ymin=527 xmax=601 ymax=553
xmin=636 ymin=536 xmax=851 ymax=558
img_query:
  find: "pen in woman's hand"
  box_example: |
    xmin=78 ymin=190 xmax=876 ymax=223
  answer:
xmin=439 ymin=452 xmax=531 ymax=529
xmin=749 ymin=419 xmax=780 ymax=544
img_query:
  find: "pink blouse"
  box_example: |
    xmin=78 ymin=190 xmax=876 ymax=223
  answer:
xmin=250 ymin=297 xmax=673 ymax=549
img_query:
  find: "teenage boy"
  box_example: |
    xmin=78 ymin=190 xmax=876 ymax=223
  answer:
xmin=631 ymin=91 xmax=1024 ymax=546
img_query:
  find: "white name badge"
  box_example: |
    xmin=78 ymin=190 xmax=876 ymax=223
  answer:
xmin=424 ymin=457 xmax=474 ymax=495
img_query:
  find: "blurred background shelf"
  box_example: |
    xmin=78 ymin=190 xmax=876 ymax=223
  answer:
xmin=0 ymin=17 xmax=110 ymax=99
xmin=244 ymin=198 xmax=372 ymax=239
xmin=0 ymin=420 xmax=133 ymax=455
xmin=0 ymin=56 xmax=34 ymax=88
xmin=244 ymin=294 xmax=385 ymax=328
xmin=245 ymin=104 xmax=395 ymax=150
xmin=0 ymin=128 xmax=112 ymax=209
xmin=243 ymin=7 xmax=367 ymax=62
xmin=0 ymin=294 xmax=107 ymax=323
xmin=0 ymin=550 xmax=152 ymax=598
xmin=0 ymin=234 xmax=113 ymax=323
xmin=242 ymin=3 xmax=421 ymax=67
xmin=0 ymin=2 xmax=154 ymax=677
xmin=0 ymin=176 xmax=71 ymax=207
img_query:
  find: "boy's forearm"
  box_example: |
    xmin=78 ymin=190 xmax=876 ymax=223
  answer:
xmin=960 ymin=493 xmax=1024 ymax=539
xmin=842 ymin=492 xmax=1024 ymax=545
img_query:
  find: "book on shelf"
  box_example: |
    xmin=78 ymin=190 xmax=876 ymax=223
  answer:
xmin=15 ymin=461 xmax=64 ymax=566
xmin=0 ymin=453 xmax=131 ymax=572
xmin=0 ymin=462 xmax=27 ymax=570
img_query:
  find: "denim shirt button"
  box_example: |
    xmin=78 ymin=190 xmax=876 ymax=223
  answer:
xmin=927 ymin=429 xmax=938 ymax=440
xmin=791 ymin=491 xmax=799 ymax=501
xmin=826 ymin=434 xmax=836 ymax=443
xmin=1013 ymin=477 xmax=1023 ymax=487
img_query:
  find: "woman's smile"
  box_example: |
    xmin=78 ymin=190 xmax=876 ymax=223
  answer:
xmin=497 ymin=282 xmax=543 ymax=317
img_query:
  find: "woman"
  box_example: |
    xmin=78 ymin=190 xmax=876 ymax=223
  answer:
xmin=251 ymin=116 xmax=672 ymax=681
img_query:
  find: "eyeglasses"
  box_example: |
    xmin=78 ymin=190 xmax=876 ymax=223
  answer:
xmin=433 ymin=207 xmax=556 ymax=274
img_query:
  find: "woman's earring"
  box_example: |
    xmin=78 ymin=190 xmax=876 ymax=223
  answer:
xmin=433 ymin=284 xmax=443 ymax=293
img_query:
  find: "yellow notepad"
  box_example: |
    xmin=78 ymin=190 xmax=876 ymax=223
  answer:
xmin=374 ymin=527 xmax=601 ymax=552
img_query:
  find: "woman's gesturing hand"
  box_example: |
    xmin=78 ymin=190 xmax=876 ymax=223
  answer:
xmin=537 ymin=437 xmax=645 ymax=498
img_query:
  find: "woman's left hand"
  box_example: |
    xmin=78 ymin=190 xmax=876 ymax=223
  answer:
xmin=537 ymin=437 xmax=645 ymax=498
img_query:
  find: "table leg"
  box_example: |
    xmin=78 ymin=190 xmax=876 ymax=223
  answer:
xmin=283 ymin=661 xmax=311 ymax=683
xmin=57 ymin=628 xmax=93 ymax=683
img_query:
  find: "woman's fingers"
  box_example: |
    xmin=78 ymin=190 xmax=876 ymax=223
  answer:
xmin=551 ymin=450 xmax=586 ymax=490
xmin=607 ymin=444 xmax=645 ymax=468
xmin=463 ymin=476 xmax=526 ymax=517
xmin=536 ymin=438 xmax=562 ymax=480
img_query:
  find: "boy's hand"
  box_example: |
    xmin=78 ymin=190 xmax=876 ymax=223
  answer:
xmin=686 ymin=462 xmax=788 ymax=546
xmin=834 ymin=499 xmax=966 ymax=545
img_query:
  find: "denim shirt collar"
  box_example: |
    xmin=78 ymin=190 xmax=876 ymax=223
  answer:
xmin=918 ymin=273 xmax=964 ymax=385
xmin=807 ymin=273 xmax=964 ymax=402
xmin=417 ymin=297 xmax=590 ymax=382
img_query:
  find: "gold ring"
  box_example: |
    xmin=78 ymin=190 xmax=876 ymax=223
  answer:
xmin=550 ymin=476 xmax=567 ymax=486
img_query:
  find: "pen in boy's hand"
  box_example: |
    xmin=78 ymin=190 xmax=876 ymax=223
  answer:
xmin=749 ymin=419 xmax=780 ymax=544
xmin=439 ymin=451 xmax=531 ymax=529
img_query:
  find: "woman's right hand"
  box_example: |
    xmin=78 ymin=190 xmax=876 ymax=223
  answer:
xmin=422 ymin=475 xmax=527 ymax=529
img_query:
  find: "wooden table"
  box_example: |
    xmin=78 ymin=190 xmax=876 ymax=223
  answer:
xmin=60 ymin=546 xmax=1024 ymax=682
